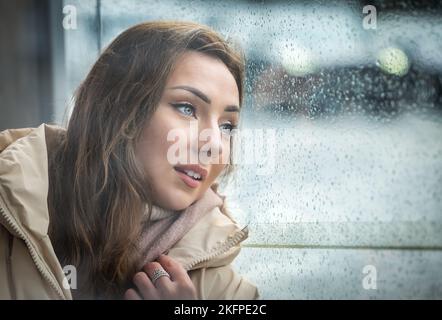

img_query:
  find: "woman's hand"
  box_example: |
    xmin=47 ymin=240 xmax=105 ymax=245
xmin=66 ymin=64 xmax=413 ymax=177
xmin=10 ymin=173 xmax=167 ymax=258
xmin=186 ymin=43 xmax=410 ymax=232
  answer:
xmin=124 ymin=254 xmax=197 ymax=300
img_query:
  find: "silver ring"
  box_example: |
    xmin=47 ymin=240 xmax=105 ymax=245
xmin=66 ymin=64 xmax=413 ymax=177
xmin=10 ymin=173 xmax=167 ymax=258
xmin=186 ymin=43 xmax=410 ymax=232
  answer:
xmin=151 ymin=268 xmax=170 ymax=284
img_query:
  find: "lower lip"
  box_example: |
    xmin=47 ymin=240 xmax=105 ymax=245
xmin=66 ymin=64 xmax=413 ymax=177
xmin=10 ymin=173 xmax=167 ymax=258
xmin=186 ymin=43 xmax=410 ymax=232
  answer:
xmin=174 ymin=169 xmax=201 ymax=188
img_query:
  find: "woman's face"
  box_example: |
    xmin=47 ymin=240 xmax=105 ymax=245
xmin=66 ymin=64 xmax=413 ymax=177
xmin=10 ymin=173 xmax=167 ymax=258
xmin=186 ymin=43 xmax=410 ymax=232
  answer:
xmin=136 ymin=51 xmax=240 ymax=210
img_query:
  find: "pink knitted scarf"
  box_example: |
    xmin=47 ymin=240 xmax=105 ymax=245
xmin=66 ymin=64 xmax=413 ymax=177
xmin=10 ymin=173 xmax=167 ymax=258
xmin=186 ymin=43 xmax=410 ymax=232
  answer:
xmin=137 ymin=185 xmax=224 ymax=269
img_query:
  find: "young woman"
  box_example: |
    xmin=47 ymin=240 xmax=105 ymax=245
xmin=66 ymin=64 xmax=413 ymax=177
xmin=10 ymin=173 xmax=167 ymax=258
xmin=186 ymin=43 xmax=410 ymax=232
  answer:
xmin=0 ymin=21 xmax=259 ymax=300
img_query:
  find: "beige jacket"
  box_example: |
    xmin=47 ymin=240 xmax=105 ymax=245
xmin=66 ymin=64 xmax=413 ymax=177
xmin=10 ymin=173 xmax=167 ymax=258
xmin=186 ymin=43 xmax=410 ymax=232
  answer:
xmin=0 ymin=124 xmax=259 ymax=300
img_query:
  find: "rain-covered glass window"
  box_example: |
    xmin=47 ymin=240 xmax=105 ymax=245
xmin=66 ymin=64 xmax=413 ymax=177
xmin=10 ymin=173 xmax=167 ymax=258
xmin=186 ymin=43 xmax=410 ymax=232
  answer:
xmin=59 ymin=0 xmax=442 ymax=298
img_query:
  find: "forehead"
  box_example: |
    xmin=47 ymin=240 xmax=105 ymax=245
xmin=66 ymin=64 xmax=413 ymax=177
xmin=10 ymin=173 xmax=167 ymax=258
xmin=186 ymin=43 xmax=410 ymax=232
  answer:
xmin=166 ymin=51 xmax=239 ymax=104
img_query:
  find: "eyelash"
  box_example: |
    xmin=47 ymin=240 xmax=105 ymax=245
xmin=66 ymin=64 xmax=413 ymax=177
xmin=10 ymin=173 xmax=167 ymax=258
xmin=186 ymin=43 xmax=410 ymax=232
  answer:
xmin=171 ymin=103 xmax=238 ymax=136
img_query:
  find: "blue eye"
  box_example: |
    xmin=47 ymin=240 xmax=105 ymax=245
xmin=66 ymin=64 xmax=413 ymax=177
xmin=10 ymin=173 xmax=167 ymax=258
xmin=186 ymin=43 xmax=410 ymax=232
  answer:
xmin=172 ymin=103 xmax=196 ymax=117
xmin=220 ymin=123 xmax=237 ymax=136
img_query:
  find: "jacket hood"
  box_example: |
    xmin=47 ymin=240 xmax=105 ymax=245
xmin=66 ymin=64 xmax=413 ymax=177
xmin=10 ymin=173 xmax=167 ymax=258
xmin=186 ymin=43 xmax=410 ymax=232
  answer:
xmin=0 ymin=124 xmax=70 ymax=299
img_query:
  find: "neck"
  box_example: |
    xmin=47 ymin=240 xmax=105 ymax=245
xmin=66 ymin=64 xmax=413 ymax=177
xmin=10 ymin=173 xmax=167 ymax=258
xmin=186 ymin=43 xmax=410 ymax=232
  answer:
xmin=149 ymin=204 xmax=178 ymax=221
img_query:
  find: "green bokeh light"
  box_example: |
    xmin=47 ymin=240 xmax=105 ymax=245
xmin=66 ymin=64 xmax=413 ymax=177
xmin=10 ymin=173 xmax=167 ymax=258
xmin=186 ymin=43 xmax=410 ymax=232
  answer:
xmin=376 ymin=47 xmax=410 ymax=76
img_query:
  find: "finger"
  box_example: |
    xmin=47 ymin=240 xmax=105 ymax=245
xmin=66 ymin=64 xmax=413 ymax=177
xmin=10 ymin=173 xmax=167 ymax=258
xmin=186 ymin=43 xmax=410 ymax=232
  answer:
xmin=133 ymin=271 xmax=159 ymax=300
xmin=143 ymin=261 xmax=172 ymax=288
xmin=156 ymin=254 xmax=190 ymax=284
xmin=124 ymin=288 xmax=142 ymax=300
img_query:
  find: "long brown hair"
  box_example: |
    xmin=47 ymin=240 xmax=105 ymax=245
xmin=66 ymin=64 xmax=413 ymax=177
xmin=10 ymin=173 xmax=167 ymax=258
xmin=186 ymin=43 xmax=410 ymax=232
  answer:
xmin=47 ymin=21 xmax=245 ymax=299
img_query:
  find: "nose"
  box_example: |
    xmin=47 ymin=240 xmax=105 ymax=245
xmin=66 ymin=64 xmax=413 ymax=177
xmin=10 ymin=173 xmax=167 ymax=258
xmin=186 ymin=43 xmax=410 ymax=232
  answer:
xmin=195 ymin=119 xmax=224 ymax=164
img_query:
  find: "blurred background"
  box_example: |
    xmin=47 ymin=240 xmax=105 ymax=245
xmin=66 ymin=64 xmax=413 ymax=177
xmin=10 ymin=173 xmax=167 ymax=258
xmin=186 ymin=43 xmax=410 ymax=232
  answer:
xmin=1 ymin=0 xmax=441 ymax=298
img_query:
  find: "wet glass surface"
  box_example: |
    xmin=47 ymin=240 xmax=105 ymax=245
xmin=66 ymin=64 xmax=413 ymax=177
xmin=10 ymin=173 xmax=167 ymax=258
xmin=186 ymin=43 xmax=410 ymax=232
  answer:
xmin=63 ymin=0 xmax=442 ymax=298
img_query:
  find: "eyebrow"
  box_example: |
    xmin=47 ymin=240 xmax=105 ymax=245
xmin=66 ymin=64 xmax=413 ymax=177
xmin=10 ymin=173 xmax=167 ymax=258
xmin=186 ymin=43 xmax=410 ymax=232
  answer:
xmin=169 ymin=85 xmax=240 ymax=113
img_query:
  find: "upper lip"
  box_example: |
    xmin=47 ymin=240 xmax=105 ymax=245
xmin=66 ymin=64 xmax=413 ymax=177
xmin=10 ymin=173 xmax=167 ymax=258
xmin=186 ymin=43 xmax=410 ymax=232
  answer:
xmin=174 ymin=164 xmax=208 ymax=180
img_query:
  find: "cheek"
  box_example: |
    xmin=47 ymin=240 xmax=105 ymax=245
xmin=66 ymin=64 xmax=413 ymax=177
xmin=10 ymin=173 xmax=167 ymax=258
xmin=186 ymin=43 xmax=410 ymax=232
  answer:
xmin=222 ymin=137 xmax=232 ymax=163
xmin=206 ymin=163 xmax=226 ymax=183
xmin=136 ymin=122 xmax=173 ymax=173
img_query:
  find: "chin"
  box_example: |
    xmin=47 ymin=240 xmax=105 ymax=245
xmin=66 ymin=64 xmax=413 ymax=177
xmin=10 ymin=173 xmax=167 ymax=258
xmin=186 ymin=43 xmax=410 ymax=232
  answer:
xmin=156 ymin=188 xmax=196 ymax=211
